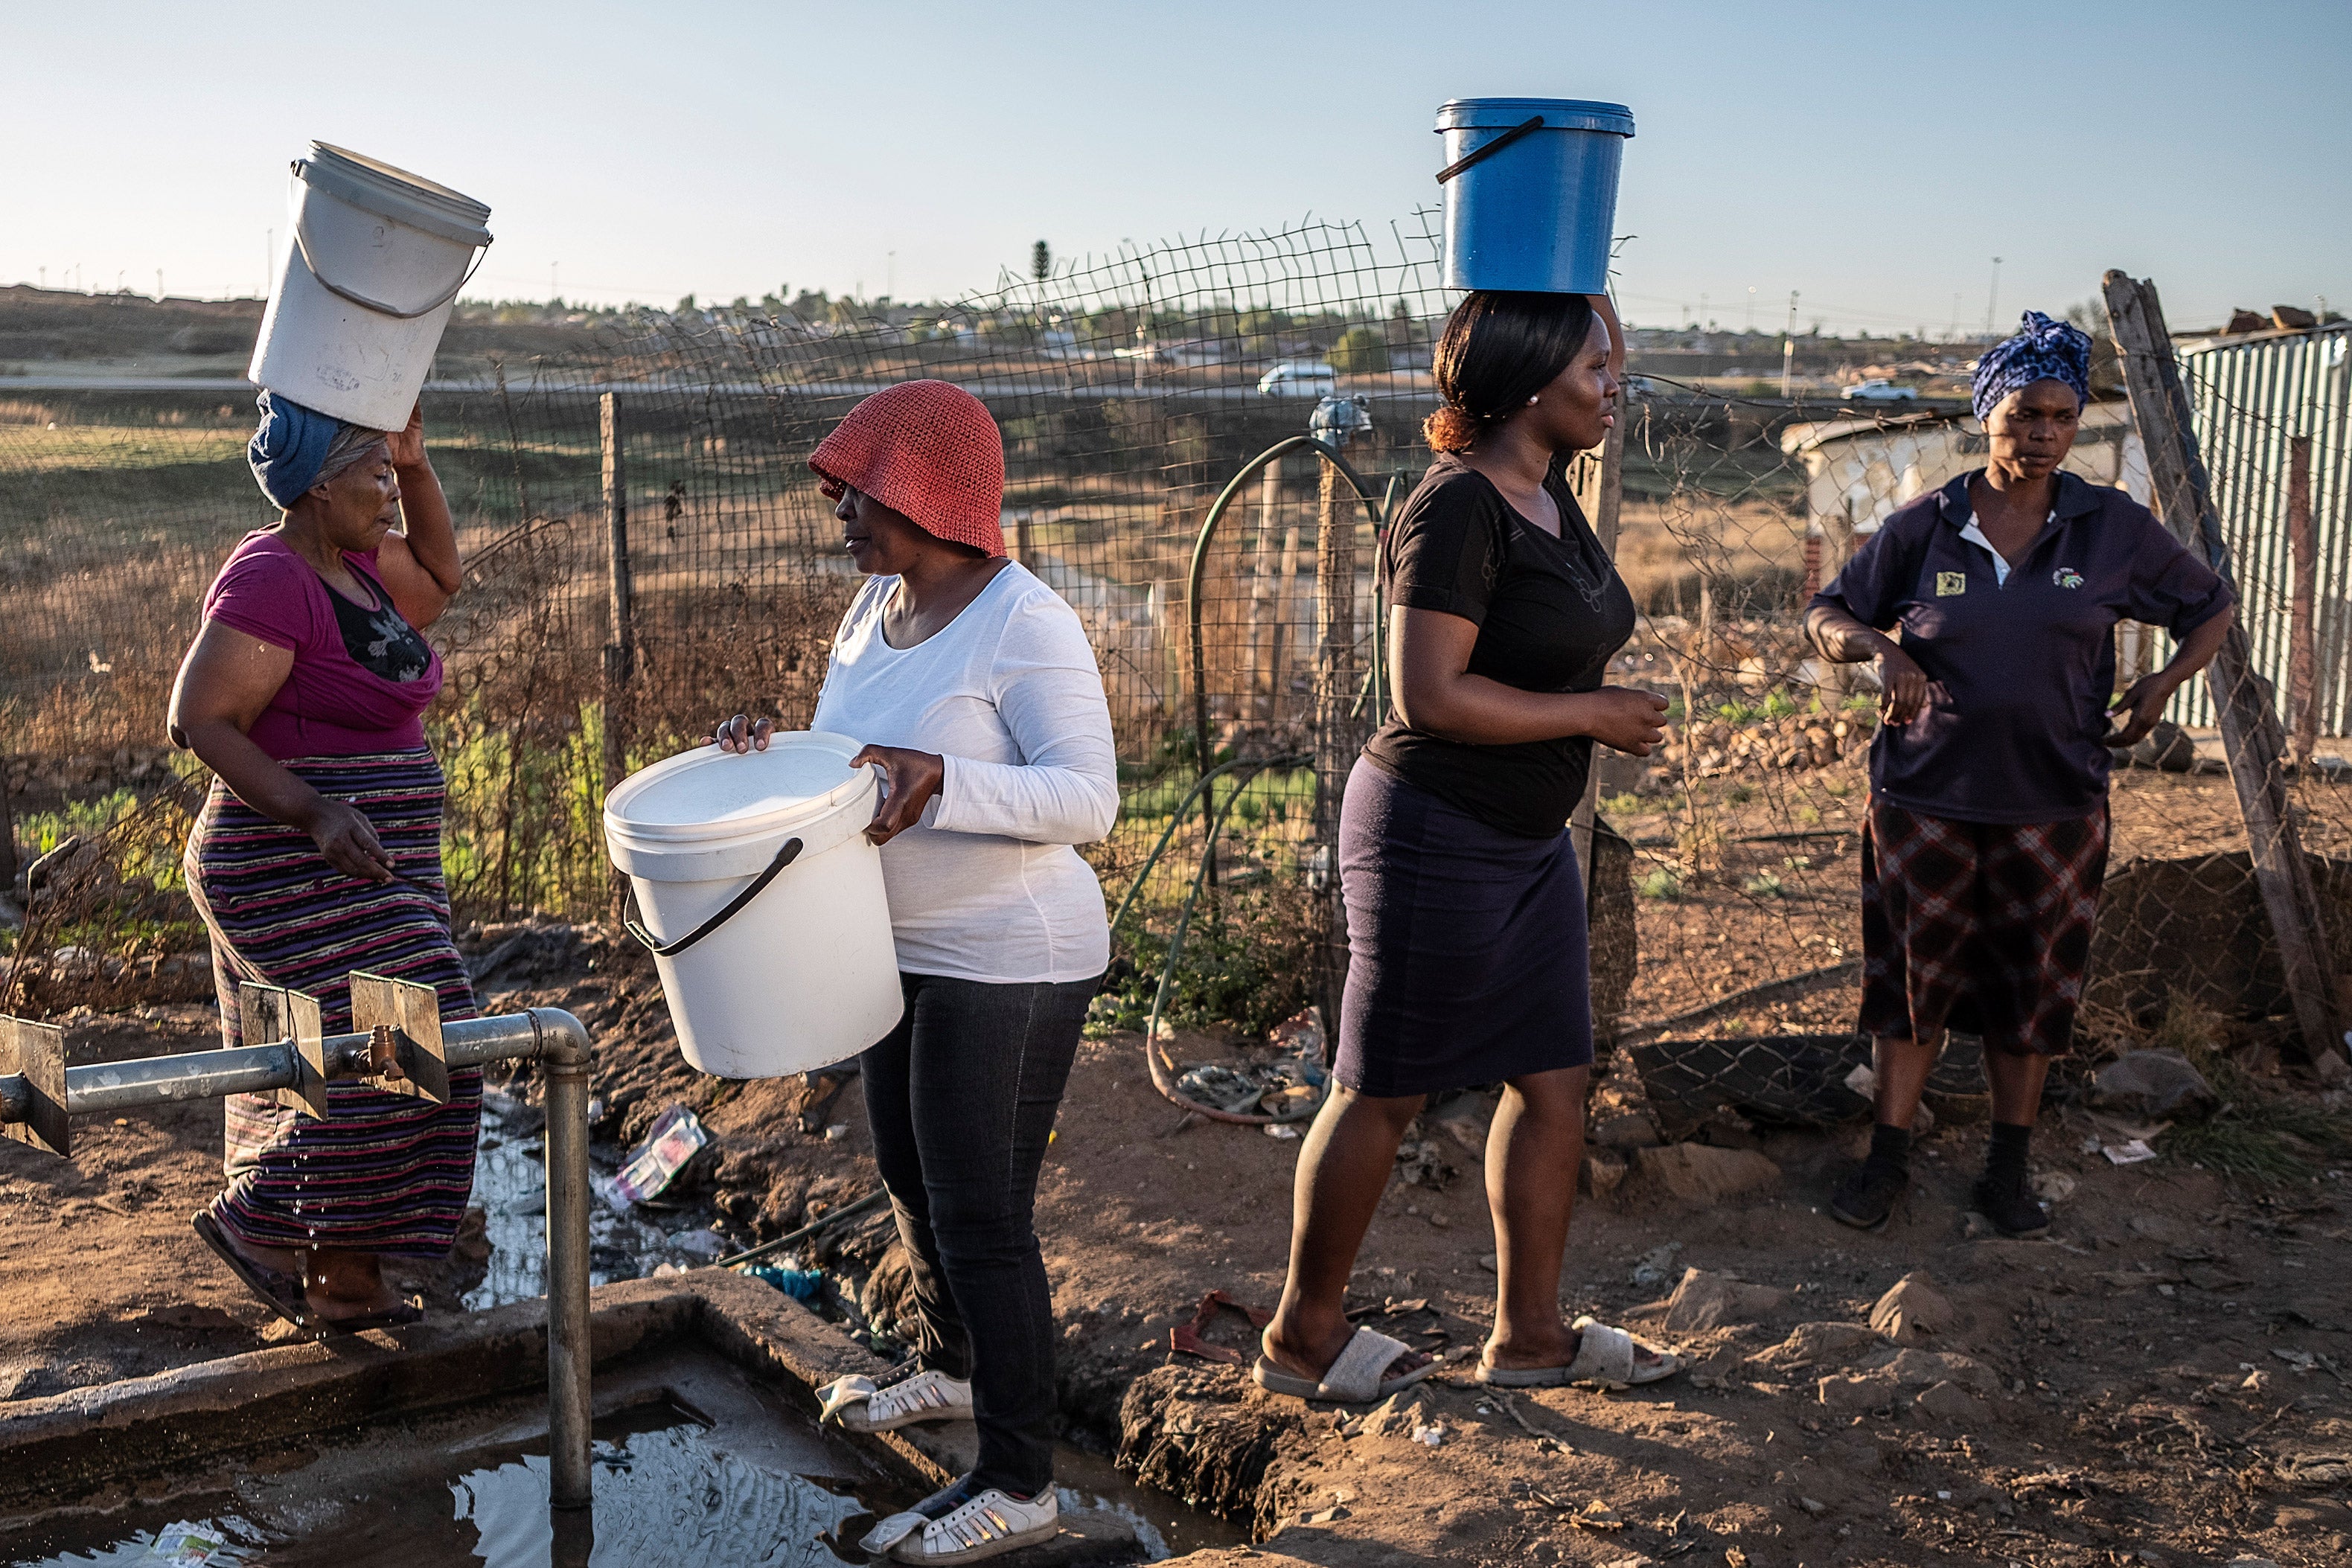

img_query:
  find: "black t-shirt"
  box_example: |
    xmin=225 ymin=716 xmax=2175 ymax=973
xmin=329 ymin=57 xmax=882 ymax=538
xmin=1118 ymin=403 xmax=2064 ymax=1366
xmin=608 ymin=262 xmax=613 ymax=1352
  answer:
xmin=327 ymin=571 xmax=435 ymax=685
xmin=1361 ymin=455 xmax=1637 ymax=838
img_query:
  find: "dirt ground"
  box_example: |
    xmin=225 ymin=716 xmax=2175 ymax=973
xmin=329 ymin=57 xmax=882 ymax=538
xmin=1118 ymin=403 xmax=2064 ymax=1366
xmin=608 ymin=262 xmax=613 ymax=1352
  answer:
xmin=5 ymin=922 xmax=2352 ymax=1568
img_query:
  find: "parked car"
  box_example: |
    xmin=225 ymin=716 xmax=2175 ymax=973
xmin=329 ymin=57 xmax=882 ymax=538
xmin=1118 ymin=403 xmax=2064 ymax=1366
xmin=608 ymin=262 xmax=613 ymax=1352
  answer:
xmin=1258 ymin=361 xmax=1337 ymax=396
xmin=1841 ymin=378 xmax=1920 ymax=403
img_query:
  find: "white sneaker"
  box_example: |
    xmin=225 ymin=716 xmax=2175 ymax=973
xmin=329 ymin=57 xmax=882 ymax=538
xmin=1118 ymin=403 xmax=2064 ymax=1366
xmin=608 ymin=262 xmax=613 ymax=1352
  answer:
xmin=817 ymin=1360 xmax=974 ymax=1433
xmin=859 ymin=1475 xmax=1060 ymax=1564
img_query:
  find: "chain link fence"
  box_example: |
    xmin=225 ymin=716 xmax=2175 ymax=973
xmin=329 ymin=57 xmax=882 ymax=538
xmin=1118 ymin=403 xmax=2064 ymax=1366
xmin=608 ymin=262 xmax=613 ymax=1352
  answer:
xmin=4 ymin=238 xmax=2348 ymax=1105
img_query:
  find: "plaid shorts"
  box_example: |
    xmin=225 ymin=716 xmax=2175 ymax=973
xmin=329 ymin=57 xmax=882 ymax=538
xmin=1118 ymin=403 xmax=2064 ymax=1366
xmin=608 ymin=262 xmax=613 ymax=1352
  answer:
xmin=1858 ymin=796 xmax=2109 ymax=1056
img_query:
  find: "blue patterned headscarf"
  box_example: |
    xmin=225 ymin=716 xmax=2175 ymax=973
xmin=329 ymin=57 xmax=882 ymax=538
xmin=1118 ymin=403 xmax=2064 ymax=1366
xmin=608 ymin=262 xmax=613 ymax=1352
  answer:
xmin=1972 ymin=310 xmax=2093 ymax=423
xmin=246 ymin=389 xmax=343 ymax=510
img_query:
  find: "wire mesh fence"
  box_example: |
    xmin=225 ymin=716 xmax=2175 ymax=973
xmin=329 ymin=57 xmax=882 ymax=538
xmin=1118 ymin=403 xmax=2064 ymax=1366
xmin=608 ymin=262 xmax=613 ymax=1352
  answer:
xmin=3 ymin=231 xmax=2349 ymax=1090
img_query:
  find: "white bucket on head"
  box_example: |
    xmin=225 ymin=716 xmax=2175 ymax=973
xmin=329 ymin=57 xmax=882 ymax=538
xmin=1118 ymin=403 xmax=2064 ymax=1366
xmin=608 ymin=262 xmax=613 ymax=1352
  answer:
xmin=247 ymin=142 xmax=493 ymax=431
xmin=603 ymin=731 xmax=904 ymax=1079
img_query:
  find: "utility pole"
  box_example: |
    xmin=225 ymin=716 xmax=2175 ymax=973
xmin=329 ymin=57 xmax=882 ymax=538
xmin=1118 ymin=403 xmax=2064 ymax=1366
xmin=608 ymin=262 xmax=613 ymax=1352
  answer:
xmin=155 ymin=269 xmax=163 ymax=301
xmin=1781 ymin=289 xmax=1800 ymax=399
xmin=1985 ymin=257 xmax=2003 ymax=336
xmin=1745 ymin=285 xmax=1757 ymax=333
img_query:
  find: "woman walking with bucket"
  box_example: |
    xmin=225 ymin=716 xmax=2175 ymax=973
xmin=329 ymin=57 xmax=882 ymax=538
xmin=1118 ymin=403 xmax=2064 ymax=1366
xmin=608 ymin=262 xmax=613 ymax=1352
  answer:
xmin=1807 ymin=311 xmax=2234 ymax=1237
xmin=1256 ymin=288 xmax=1683 ymax=1403
xmin=172 ymin=392 xmax=473 ymax=1334
xmin=709 ymin=380 xmax=1116 ymax=1563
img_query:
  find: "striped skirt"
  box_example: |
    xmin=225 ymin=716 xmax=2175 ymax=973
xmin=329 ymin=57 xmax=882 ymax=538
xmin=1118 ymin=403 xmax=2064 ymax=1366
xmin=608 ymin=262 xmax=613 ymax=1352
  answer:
xmin=184 ymin=748 xmax=481 ymax=1257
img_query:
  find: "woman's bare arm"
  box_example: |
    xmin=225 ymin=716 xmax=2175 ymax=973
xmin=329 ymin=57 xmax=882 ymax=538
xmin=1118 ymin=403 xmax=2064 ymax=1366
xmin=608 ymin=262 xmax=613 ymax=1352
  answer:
xmin=167 ymin=621 xmax=395 ymax=881
xmin=2106 ymin=607 xmax=2233 ymax=746
xmin=373 ymin=401 xmax=461 ymax=630
xmin=1804 ymin=601 xmax=1929 ymax=724
xmin=1390 ymin=607 xmax=1665 ymax=752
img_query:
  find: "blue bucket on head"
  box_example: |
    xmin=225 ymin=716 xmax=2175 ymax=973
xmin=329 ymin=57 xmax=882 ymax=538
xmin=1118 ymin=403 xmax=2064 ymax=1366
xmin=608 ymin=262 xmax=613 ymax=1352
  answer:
xmin=1436 ymin=98 xmax=1634 ymax=295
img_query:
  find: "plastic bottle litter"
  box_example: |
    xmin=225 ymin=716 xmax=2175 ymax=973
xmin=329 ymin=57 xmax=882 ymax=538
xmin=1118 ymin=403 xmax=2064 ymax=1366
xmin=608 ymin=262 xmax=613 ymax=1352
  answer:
xmin=609 ymin=1104 xmax=712 ymax=1207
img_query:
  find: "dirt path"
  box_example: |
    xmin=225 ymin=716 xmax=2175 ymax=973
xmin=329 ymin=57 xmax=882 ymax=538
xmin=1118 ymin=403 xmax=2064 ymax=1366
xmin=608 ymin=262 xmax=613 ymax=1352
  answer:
xmin=7 ymin=957 xmax=2351 ymax=1567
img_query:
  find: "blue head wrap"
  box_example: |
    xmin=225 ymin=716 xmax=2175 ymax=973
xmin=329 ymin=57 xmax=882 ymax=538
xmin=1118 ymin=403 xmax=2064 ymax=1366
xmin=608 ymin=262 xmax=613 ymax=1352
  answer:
xmin=246 ymin=390 xmax=343 ymax=510
xmin=1972 ymin=310 xmax=2093 ymax=424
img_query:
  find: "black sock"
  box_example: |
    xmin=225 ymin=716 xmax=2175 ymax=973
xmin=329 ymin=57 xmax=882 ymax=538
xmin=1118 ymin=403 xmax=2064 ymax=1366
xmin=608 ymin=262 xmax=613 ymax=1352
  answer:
xmin=1984 ymin=1121 xmax=2033 ymax=1191
xmin=1864 ymin=1121 xmax=1911 ymax=1177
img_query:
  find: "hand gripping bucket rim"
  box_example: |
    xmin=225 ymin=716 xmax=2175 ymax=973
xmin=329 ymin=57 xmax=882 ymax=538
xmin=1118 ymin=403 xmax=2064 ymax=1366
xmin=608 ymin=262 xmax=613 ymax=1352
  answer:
xmin=1434 ymin=96 xmax=1634 ymax=296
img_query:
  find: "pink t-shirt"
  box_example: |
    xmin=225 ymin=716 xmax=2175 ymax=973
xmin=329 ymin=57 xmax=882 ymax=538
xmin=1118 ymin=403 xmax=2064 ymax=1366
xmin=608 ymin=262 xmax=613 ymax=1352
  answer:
xmin=202 ymin=531 xmax=444 ymax=760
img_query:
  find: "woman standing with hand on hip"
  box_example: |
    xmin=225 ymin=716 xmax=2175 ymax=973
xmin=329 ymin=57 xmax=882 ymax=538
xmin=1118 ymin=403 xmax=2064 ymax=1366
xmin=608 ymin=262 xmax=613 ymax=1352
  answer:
xmin=1808 ymin=311 xmax=2233 ymax=1237
xmin=710 ymin=380 xmax=1117 ymax=1564
xmin=1255 ymin=290 xmax=1681 ymax=1404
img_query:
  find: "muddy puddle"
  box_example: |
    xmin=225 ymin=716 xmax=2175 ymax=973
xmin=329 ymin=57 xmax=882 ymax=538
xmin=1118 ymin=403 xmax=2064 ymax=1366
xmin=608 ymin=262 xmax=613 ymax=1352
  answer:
xmin=4 ymin=1344 xmax=1243 ymax=1567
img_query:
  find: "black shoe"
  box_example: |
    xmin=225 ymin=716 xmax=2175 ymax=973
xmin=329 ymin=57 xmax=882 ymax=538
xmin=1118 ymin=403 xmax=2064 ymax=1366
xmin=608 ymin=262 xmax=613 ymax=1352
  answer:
xmin=1829 ymin=1160 xmax=1907 ymax=1230
xmin=1971 ymin=1174 xmax=2050 ymax=1238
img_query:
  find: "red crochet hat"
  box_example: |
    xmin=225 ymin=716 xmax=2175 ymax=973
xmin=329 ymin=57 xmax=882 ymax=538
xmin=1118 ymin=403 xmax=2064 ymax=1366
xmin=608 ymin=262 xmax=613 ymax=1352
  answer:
xmin=809 ymin=380 xmax=1006 ymax=557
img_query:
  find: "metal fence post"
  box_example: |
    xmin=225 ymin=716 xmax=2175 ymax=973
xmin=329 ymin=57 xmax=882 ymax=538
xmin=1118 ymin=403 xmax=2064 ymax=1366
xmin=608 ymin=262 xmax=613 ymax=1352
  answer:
xmin=600 ymin=393 xmax=632 ymax=921
xmin=1312 ymin=458 xmax=1363 ymax=1041
xmin=542 ymin=1015 xmax=595 ymax=1510
xmin=2103 ymin=270 xmax=2343 ymax=1064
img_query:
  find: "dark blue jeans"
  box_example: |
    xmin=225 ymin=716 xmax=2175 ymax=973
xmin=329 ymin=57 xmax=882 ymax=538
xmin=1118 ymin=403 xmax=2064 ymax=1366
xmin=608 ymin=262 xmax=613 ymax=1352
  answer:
xmin=861 ymin=969 xmax=1097 ymax=1495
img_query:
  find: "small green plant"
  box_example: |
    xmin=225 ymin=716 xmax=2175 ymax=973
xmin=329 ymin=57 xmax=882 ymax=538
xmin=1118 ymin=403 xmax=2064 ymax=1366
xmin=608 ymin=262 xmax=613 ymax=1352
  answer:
xmin=1842 ymin=694 xmax=1879 ymax=711
xmin=1638 ymin=866 xmax=1682 ymax=900
xmin=1601 ymin=792 xmax=1646 ymax=816
xmin=1743 ymin=871 xmax=1786 ymax=897
xmin=1760 ymin=688 xmax=1798 ymax=719
xmin=1716 ymin=700 xmax=1759 ymax=724
xmin=1728 ymin=783 xmax=1754 ymax=804
xmin=1796 ymin=803 xmax=1822 ymax=825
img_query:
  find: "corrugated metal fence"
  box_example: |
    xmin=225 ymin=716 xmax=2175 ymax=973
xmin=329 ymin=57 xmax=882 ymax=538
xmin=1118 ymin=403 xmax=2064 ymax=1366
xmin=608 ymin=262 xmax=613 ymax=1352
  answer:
xmin=2172 ymin=324 xmax=2352 ymax=734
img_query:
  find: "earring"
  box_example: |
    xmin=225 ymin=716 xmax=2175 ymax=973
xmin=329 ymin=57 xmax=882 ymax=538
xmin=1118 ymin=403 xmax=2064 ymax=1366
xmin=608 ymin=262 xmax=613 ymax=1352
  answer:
xmin=1526 ymin=394 xmax=1540 ymax=405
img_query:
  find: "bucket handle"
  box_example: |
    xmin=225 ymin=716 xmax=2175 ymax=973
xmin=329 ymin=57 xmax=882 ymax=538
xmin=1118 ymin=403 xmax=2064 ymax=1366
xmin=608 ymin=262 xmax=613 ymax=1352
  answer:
xmin=1435 ymin=115 xmax=1546 ymax=185
xmin=623 ymin=836 xmax=804 ymax=959
xmin=290 ymin=217 xmax=491 ymax=321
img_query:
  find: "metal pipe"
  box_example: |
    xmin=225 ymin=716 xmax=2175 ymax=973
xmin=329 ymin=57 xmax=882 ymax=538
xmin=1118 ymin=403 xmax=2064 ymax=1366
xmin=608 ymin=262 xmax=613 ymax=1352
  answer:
xmin=530 ymin=1008 xmax=596 ymax=1511
xmin=0 ymin=1006 xmax=598 ymax=1509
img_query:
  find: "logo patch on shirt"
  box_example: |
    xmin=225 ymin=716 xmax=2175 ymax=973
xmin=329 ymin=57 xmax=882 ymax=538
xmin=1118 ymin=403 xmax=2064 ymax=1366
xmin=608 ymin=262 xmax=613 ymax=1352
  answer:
xmin=2052 ymin=567 xmax=2085 ymax=589
xmin=1934 ymin=572 xmax=1967 ymax=597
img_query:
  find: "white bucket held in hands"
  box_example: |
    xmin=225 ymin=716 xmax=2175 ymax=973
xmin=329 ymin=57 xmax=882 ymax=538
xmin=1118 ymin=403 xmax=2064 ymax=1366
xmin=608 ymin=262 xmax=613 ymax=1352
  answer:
xmin=248 ymin=142 xmax=493 ymax=431
xmin=603 ymin=731 xmax=904 ymax=1078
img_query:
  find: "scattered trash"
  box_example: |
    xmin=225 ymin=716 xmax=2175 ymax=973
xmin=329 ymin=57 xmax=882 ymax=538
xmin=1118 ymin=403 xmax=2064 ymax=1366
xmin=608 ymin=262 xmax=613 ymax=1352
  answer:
xmin=2103 ymin=1139 xmax=2159 ymax=1165
xmin=1409 ymin=1420 xmax=1445 ymax=1447
xmin=1265 ymin=1123 xmax=1301 ymax=1140
xmin=147 ymin=1523 xmax=235 ymax=1566
xmin=1393 ymin=1139 xmax=1455 ymax=1190
xmin=1169 ymin=1289 xmax=1273 ymax=1366
xmin=741 ymin=1265 xmax=824 ymax=1300
xmin=1844 ymin=1063 xmax=1876 ymax=1098
xmin=823 ymin=1123 xmax=850 ymax=1142
xmin=1629 ymin=1241 xmax=1684 ymax=1289
xmin=1570 ymin=1500 xmax=1626 ymax=1531
xmin=610 ymin=1104 xmax=712 ymax=1208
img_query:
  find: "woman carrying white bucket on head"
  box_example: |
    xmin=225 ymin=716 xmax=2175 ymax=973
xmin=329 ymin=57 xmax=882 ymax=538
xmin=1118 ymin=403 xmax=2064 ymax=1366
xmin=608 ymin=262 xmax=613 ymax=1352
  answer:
xmin=709 ymin=380 xmax=1116 ymax=1565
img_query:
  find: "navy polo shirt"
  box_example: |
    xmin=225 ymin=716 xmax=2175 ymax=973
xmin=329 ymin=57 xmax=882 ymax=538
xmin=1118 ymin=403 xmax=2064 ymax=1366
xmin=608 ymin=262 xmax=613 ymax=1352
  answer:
xmin=1809 ymin=470 xmax=2232 ymax=825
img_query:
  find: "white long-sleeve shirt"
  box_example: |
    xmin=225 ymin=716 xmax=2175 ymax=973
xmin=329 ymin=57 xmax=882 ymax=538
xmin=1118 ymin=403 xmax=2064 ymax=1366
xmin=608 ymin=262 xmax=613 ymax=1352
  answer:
xmin=810 ymin=563 xmax=1119 ymax=984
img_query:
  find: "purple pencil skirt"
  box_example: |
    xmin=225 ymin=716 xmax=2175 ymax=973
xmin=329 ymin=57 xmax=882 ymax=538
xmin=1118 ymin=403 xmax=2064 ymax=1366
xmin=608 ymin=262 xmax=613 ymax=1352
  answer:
xmin=1335 ymin=758 xmax=1595 ymax=1097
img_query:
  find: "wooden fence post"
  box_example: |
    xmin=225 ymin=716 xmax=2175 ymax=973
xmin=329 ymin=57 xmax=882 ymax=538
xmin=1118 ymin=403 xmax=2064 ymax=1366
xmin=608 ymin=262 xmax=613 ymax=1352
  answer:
xmin=1568 ymin=407 xmax=1628 ymax=886
xmin=2101 ymin=270 xmax=2342 ymax=1063
xmin=600 ymin=392 xmax=633 ymax=921
xmin=1313 ymin=458 xmax=1365 ymax=1043
xmin=2288 ymin=435 xmax=2318 ymax=769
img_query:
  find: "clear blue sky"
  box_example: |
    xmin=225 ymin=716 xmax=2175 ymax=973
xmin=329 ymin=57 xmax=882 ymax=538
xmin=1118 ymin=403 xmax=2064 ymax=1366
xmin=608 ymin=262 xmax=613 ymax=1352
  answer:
xmin=4 ymin=0 xmax=2345 ymax=333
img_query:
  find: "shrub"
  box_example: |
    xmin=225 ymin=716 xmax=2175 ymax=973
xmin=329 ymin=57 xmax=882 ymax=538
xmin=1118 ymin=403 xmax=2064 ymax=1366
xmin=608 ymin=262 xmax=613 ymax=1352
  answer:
xmin=1329 ymin=326 xmax=1389 ymax=375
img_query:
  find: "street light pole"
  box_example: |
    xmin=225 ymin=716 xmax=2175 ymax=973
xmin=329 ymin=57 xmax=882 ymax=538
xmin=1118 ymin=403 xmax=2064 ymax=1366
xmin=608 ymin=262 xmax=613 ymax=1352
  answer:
xmin=1781 ymin=289 xmax=1800 ymax=400
xmin=1986 ymin=257 xmax=2004 ymax=336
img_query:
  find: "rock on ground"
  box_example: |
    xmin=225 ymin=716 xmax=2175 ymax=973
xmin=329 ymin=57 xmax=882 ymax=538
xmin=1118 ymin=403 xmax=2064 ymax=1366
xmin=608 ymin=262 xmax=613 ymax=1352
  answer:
xmin=1628 ymin=1142 xmax=1780 ymax=1203
xmin=2091 ymin=1049 xmax=2218 ymax=1120
xmin=1660 ymin=1267 xmax=1788 ymax=1333
xmin=1868 ymin=1270 xmax=1956 ymax=1345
